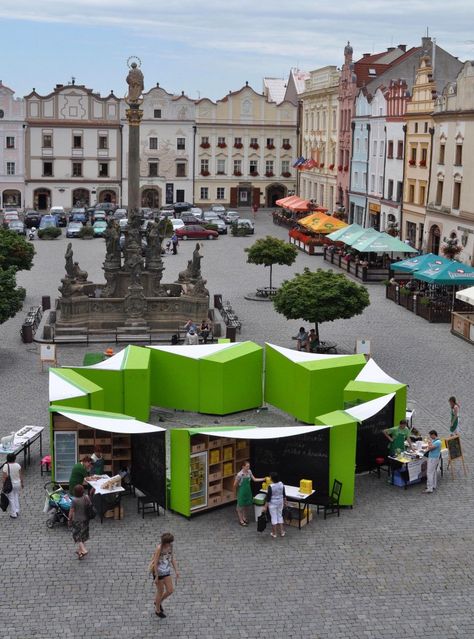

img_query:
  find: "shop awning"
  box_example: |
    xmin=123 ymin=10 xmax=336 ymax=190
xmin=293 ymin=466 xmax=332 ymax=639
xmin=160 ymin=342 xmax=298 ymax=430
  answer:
xmin=344 ymin=393 xmax=395 ymax=422
xmin=298 ymin=212 xmax=348 ymax=234
xmin=188 ymin=425 xmax=330 ymax=439
xmin=275 ymin=195 xmax=300 ymax=208
xmin=414 ymin=261 xmax=474 ymax=285
xmin=391 ymin=253 xmax=450 ymax=273
xmin=340 ymin=227 xmax=379 ymax=247
xmin=456 ymin=285 xmax=474 ymax=306
xmin=326 ymin=223 xmax=363 ymax=242
xmin=352 ymin=232 xmax=417 ymax=253
xmin=287 ymin=198 xmax=311 ymax=212
xmin=49 ymin=406 xmax=165 ymax=434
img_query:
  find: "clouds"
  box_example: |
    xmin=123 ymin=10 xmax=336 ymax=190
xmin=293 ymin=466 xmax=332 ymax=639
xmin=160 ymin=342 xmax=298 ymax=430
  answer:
xmin=2 ymin=0 xmax=474 ymax=99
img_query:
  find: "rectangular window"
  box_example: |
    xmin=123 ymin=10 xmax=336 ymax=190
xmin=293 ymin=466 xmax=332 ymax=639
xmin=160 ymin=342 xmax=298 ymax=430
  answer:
xmin=200 ymin=159 xmax=209 ymax=174
xmin=380 ymin=141 xmax=384 ymax=157
xmin=406 ymin=221 xmax=416 ymax=244
xmin=370 ymin=175 xmax=375 ymax=192
xmin=265 ymin=160 xmax=274 ymax=174
xmin=149 ymin=137 xmax=158 ymax=150
xmin=387 ymin=140 xmax=394 ymax=158
xmin=414 ymin=122 xmax=418 ymax=133
xmin=455 ymin=144 xmax=463 ymax=166
xmin=6 ymin=136 xmax=15 ymax=149
xmin=200 ymin=187 xmax=209 ymax=200
xmin=217 ymin=136 xmax=226 ymax=146
xmin=373 ymin=141 xmax=377 ymax=156
xmin=439 ymin=144 xmax=445 ymax=165
xmin=354 ymin=171 xmax=359 ymax=186
xmin=408 ymin=183 xmax=415 ymax=203
xmin=421 ymin=147 xmax=427 ymax=164
xmin=216 ymin=159 xmax=226 ymax=175
xmin=282 ymin=138 xmax=290 ymax=147
xmin=387 ymin=180 xmax=394 ymax=200
xmin=419 ymin=184 xmax=426 ymax=205
xmin=396 ymin=181 xmax=403 ymax=202
xmin=72 ymin=162 xmax=82 ymax=177
xmin=53 ymin=432 xmax=77 ymax=483
xmin=424 ymin=122 xmax=428 ymax=133
xmin=154 ymin=109 xmax=162 ymax=119
xmin=6 ymin=162 xmax=15 ymax=175
xmin=410 ymin=147 xmax=417 ymax=163
xmin=201 ymin=136 xmax=209 ymax=145
xmin=177 ymin=137 xmax=185 ymax=150
xmin=73 ymin=135 xmax=82 ymax=149
xmin=453 ymin=182 xmax=461 ymax=210
xmin=176 ymin=162 xmax=186 ymax=177
xmin=250 ymin=137 xmax=258 ymax=147
xmin=233 ymin=159 xmax=242 ymax=174
xmin=234 ymin=137 xmax=242 ymax=146
xmin=42 ymin=133 xmax=52 ymax=148
xmin=397 ymin=141 xmax=403 ymax=159
xmin=98 ymin=135 xmax=108 ymax=150
xmin=148 ymin=162 xmax=158 ymax=177
xmin=362 ymin=172 xmax=367 ymax=187
xmin=216 ymin=187 xmax=225 ymax=200
xmin=320 ymin=184 xmax=324 ymax=203
xmin=266 ymin=138 xmax=274 ymax=148
xmin=249 ymin=160 xmax=258 ymax=175
xmin=281 ymin=160 xmax=290 ymax=174
xmin=98 ymin=162 xmax=109 ymax=177
xmin=379 ymin=175 xmax=383 ymax=194
xmin=43 ymin=161 xmax=53 ymax=177
xmin=435 ymin=180 xmax=443 ymax=205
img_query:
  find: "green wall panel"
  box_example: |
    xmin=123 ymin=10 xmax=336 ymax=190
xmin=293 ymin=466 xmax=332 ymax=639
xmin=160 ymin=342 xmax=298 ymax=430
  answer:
xmin=123 ymin=346 xmax=151 ymax=421
xmin=264 ymin=345 xmax=296 ymax=416
xmin=148 ymin=350 xmax=200 ymax=412
xmin=70 ymin=368 xmax=123 ymax=414
xmin=50 ymin=369 xmax=104 ymax=410
xmin=344 ymin=381 xmax=407 ymax=426
xmin=169 ymin=429 xmax=191 ymax=517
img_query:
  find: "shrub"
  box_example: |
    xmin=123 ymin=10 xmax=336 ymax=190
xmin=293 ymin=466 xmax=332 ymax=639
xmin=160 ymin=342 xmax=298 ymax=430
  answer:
xmin=38 ymin=226 xmax=61 ymax=239
xmin=78 ymin=225 xmax=95 ymax=239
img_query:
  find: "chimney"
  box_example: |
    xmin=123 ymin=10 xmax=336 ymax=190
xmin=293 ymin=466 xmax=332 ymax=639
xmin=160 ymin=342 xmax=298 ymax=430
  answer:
xmin=422 ymin=36 xmax=431 ymax=50
xmin=398 ymin=44 xmax=407 ymax=52
xmin=363 ymin=53 xmax=371 ymax=58
xmin=387 ymin=47 xmax=395 ymax=52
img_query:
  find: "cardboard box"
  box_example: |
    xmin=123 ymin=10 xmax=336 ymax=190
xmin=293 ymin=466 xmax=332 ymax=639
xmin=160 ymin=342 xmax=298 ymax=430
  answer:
xmin=223 ymin=461 xmax=233 ymax=477
xmin=209 ymin=449 xmax=221 ymax=465
xmin=223 ymin=445 xmax=234 ymax=461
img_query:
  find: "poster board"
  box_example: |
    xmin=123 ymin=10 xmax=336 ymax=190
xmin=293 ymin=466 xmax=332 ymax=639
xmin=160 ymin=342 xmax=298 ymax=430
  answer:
xmin=40 ymin=344 xmax=57 ymax=370
xmin=131 ymin=431 xmax=166 ymax=507
xmin=355 ymin=339 xmax=371 ymax=356
xmin=445 ymin=436 xmax=467 ymax=478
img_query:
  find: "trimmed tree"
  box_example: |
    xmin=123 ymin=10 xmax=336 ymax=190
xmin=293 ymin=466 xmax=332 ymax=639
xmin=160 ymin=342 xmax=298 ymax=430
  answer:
xmin=273 ymin=267 xmax=370 ymax=342
xmin=245 ymin=236 xmax=298 ymax=290
xmin=0 ymin=228 xmax=35 ymax=271
xmin=0 ymin=266 xmax=26 ymax=325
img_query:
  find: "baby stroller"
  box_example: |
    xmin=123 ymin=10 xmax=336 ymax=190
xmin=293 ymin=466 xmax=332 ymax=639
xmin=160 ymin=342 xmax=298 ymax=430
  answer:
xmin=44 ymin=481 xmax=72 ymax=528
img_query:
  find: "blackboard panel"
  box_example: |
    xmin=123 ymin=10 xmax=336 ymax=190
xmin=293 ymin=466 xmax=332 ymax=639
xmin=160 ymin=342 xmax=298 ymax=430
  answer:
xmin=446 ymin=436 xmax=462 ymax=461
xmin=356 ymin=397 xmax=395 ymax=473
xmin=131 ymin=431 xmax=166 ymax=507
xmin=250 ymin=429 xmax=330 ymax=500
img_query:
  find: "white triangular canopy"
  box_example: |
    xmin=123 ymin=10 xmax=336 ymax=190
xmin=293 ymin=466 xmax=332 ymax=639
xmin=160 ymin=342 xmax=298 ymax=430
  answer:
xmin=49 ymin=370 xmax=88 ymax=402
xmin=266 ymin=343 xmax=348 ymax=362
xmin=81 ymin=348 xmax=128 ymax=370
xmin=344 ymin=393 xmax=395 ymax=422
xmin=54 ymin=408 xmax=165 ymax=434
xmin=355 ymin=359 xmax=400 ymax=385
xmin=195 ymin=425 xmax=330 ymax=439
xmin=147 ymin=343 xmax=239 ymax=360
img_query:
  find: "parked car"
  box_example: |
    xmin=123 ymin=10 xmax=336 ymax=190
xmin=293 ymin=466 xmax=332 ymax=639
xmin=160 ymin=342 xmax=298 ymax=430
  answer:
xmin=212 ymin=218 xmax=228 ymax=235
xmin=95 ymin=202 xmax=116 ymax=213
xmin=171 ymin=218 xmax=185 ymax=231
xmin=92 ymin=220 xmax=107 ymax=237
xmin=222 ymin=210 xmax=239 ymax=224
xmin=211 ymin=205 xmax=226 ymax=215
xmin=113 ymin=208 xmax=127 ymax=220
xmin=3 ymin=210 xmax=19 ymax=223
xmin=39 ymin=215 xmax=58 ymax=229
xmin=70 ymin=212 xmax=87 ymax=225
xmin=23 ymin=210 xmax=41 ymax=228
xmin=181 ymin=214 xmax=204 ymax=225
xmin=50 ymin=206 xmax=67 ymax=227
xmin=119 ymin=218 xmax=128 ymax=231
xmin=140 ymin=207 xmax=154 ymax=219
xmin=66 ymin=221 xmax=83 ymax=238
xmin=91 ymin=210 xmax=107 ymax=223
xmin=7 ymin=220 xmax=26 ymax=235
xmin=176 ymin=225 xmax=218 ymax=241
xmin=234 ymin=218 xmax=255 ymax=234
xmin=189 ymin=207 xmax=203 ymax=218
xmin=173 ymin=202 xmax=193 ymax=213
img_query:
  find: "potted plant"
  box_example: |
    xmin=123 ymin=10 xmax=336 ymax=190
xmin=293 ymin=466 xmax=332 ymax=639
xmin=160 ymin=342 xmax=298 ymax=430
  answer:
xmin=234 ymin=142 xmax=243 ymax=149
xmin=419 ymin=160 xmax=427 ymax=167
xmin=250 ymin=143 xmax=259 ymax=150
xmin=344 ymin=165 xmax=349 ymax=172
xmin=338 ymin=164 xmax=343 ymax=171
xmin=217 ymin=142 xmax=227 ymax=149
xmin=200 ymin=142 xmax=210 ymax=149
xmin=233 ymin=171 xmax=242 ymax=177
xmin=250 ymin=171 xmax=259 ymax=177
xmin=329 ymin=164 xmax=335 ymax=170
xmin=409 ymin=159 xmax=416 ymax=166
xmin=266 ymin=143 xmax=275 ymax=150
xmin=282 ymin=171 xmax=291 ymax=178
xmin=265 ymin=171 xmax=274 ymax=178
xmin=282 ymin=143 xmax=292 ymax=150
xmin=201 ymin=170 xmax=210 ymax=176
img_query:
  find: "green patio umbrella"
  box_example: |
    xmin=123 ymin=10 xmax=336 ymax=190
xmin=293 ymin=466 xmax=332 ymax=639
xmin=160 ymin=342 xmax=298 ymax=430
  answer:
xmin=326 ymin=223 xmax=363 ymax=242
xmin=414 ymin=261 xmax=474 ymax=285
xmin=340 ymin=227 xmax=379 ymax=247
xmin=352 ymin=232 xmax=417 ymax=253
xmin=391 ymin=253 xmax=450 ymax=273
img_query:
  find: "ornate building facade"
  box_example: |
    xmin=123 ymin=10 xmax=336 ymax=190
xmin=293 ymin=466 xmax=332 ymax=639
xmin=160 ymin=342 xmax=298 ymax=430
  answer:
xmin=0 ymin=81 xmax=25 ymax=209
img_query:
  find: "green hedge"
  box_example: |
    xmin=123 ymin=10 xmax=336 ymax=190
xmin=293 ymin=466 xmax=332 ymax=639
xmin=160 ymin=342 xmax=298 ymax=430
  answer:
xmin=38 ymin=226 xmax=61 ymax=239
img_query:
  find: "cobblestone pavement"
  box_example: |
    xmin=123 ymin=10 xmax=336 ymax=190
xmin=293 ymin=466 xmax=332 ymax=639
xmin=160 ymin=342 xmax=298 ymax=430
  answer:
xmin=0 ymin=210 xmax=473 ymax=638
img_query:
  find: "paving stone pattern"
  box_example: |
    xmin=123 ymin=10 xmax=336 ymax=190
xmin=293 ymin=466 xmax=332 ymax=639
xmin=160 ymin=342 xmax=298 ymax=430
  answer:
xmin=0 ymin=210 xmax=473 ymax=638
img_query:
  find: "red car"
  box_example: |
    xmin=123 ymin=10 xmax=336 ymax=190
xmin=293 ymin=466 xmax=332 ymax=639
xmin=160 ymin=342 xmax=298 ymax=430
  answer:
xmin=176 ymin=225 xmax=218 ymax=240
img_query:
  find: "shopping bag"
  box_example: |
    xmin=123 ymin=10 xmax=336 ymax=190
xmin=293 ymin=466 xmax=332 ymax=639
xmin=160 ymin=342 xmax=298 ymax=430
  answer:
xmin=257 ymin=512 xmax=267 ymax=532
xmin=0 ymin=492 xmax=9 ymax=512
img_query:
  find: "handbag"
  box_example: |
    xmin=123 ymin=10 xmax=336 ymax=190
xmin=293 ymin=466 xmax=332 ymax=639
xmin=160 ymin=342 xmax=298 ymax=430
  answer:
xmin=3 ymin=464 xmax=12 ymax=495
xmin=0 ymin=491 xmax=8 ymax=512
xmin=257 ymin=512 xmax=267 ymax=532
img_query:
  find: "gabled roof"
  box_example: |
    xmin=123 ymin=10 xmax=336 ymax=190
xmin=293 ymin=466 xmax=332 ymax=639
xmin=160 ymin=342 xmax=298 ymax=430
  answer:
xmin=263 ymin=77 xmax=287 ymax=104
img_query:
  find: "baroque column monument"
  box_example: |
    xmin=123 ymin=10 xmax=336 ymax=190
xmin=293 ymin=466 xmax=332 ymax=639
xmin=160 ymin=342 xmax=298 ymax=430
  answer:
xmin=50 ymin=59 xmax=209 ymax=340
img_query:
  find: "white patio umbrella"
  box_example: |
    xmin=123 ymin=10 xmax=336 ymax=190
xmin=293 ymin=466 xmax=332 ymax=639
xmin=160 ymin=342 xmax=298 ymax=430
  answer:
xmin=456 ymin=286 xmax=474 ymax=306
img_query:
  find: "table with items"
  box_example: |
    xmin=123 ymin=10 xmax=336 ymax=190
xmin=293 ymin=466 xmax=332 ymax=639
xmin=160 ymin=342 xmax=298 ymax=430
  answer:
xmin=259 ymin=484 xmax=316 ymax=529
xmin=87 ymin=475 xmax=125 ymax=523
xmin=0 ymin=425 xmax=44 ymax=468
xmin=389 ymin=442 xmax=428 ymax=488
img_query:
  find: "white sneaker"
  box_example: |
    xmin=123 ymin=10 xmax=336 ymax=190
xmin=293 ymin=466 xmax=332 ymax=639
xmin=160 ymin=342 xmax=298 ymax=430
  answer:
xmin=270 ymin=532 xmax=277 ymax=538
xmin=423 ymin=489 xmax=433 ymax=493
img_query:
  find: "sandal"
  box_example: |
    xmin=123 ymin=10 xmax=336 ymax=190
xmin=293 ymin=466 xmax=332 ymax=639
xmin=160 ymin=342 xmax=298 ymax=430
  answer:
xmin=239 ymin=521 xmax=247 ymax=526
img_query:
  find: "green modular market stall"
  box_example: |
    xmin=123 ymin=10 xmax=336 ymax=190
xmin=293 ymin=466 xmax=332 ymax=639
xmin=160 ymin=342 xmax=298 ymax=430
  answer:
xmin=169 ymin=424 xmax=357 ymax=517
xmin=264 ymin=344 xmax=366 ymax=423
xmin=49 ymin=368 xmax=105 ymax=410
xmin=343 ymin=358 xmax=407 ymax=426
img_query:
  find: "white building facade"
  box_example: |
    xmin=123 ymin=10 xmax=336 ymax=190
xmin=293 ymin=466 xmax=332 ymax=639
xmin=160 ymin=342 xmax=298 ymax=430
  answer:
xmin=0 ymin=82 xmax=25 ymax=209
xmin=366 ymin=88 xmax=386 ymax=230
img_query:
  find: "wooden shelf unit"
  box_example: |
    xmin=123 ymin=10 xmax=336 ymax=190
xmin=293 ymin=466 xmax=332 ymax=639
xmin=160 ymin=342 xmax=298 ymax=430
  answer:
xmin=189 ymin=434 xmax=250 ymax=512
xmin=75 ymin=427 xmax=131 ymax=475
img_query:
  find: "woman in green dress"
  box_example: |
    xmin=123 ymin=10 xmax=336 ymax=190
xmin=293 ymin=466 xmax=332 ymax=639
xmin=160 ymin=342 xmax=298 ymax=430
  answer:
xmin=233 ymin=461 xmax=264 ymax=526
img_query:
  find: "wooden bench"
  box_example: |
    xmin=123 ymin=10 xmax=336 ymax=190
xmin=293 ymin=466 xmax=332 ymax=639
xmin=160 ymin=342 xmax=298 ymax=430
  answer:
xmin=256 ymin=287 xmax=278 ymax=298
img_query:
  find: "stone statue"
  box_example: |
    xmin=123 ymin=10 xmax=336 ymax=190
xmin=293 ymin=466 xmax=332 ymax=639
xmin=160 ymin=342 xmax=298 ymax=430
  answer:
xmin=157 ymin=217 xmax=168 ymax=242
xmin=65 ymin=242 xmax=74 ymax=279
xmin=146 ymin=221 xmax=162 ymax=262
xmin=105 ymin=220 xmax=121 ymax=264
xmin=190 ymin=242 xmax=203 ymax=279
xmin=126 ymin=62 xmax=144 ymax=103
xmin=102 ymin=271 xmax=117 ymax=298
xmin=72 ymin=262 xmax=88 ymax=282
xmin=191 ymin=277 xmax=209 ymax=298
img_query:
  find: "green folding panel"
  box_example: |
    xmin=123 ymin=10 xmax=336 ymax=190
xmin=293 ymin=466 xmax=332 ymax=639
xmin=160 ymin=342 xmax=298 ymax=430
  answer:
xmin=148 ymin=349 xmax=200 ymax=411
xmin=122 ymin=346 xmax=151 ymax=421
xmin=199 ymin=342 xmax=263 ymax=414
xmin=344 ymin=380 xmax=407 ymax=427
xmin=69 ymin=367 xmax=124 ymax=414
xmin=169 ymin=429 xmax=191 ymax=517
xmin=49 ymin=368 xmax=104 ymax=410
xmin=264 ymin=344 xmax=297 ymax=416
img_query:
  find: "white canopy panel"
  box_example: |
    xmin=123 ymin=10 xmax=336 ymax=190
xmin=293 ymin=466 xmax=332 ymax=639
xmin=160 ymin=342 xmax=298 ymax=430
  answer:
xmin=49 ymin=370 xmax=88 ymax=402
xmin=55 ymin=409 xmax=165 ymax=434
xmin=344 ymin=393 xmax=395 ymax=422
xmin=456 ymin=286 xmax=474 ymax=306
xmin=355 ymin=359 xmax=400 ymax=385
xmin=196 ymin=425 xmax=330 ymax=439
xmin=147 ymin=343 xmax=239 ymax=360
xmin=82 ymin=348 xmax=128 ymax=370
xmin=266 ymin=343 xmax=348 ymax=362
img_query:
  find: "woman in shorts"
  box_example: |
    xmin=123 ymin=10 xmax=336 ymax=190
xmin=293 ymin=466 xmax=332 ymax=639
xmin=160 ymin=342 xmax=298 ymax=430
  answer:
xmin=152 ymin=532 xmax=180 ymax=619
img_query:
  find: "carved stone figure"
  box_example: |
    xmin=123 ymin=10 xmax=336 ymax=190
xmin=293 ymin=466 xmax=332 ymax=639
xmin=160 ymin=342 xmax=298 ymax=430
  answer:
xmin=65 ymin=242 xmax=74 ymax=279
xmin=191 ymin=277 xmax=209 ymax=298
xmin=190 ymin=242 xmax=203 ymax=279
xmin=146 ymin=221 xmax=162 ymax=262
xmin=102 ymin=270 xmax=118 ymax=297
xmin=105 ymin=220 xmax=121 ymax=264
xmin=72 ymin=262 xmax=88 ymax=282
xmin=126 ymin=62 xmax=144 ymax=103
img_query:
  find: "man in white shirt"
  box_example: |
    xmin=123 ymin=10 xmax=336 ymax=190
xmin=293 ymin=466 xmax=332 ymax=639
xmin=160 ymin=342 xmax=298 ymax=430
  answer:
xmin=184 ymin=329 xmax=199 ymax=345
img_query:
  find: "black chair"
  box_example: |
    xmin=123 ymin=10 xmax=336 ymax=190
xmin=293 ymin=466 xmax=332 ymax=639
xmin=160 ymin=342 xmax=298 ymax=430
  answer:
xmin=314 ymin=479 xmax=342 ymax=519
xmin=137 ymin=493 xmax=162 ymax=518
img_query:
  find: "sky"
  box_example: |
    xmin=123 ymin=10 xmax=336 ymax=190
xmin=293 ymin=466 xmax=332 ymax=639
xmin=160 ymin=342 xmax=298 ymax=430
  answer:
xmin=1 ymin=0 xmax=474 ymax=101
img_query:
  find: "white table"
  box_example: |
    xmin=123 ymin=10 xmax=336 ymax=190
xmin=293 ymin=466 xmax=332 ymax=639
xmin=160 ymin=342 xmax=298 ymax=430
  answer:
xmin=0 ymin=426 xmax=44 ymax=468
xmin=260 ymin=484 xmax=316 ymax=530
xmin=87 ymin=476 xmax=125 ymax=523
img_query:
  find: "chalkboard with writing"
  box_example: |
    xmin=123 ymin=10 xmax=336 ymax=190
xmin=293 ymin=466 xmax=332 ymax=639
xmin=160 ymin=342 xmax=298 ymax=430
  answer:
xmin=356 ymin=397 xmax=394 ymax=473
xmin=250 ymin=429 xmax=329 ymax=500
xmin=131 ymin=431 xmax=166 ymax=507
xmin=446 ymin=436 xmax=462 ymax=461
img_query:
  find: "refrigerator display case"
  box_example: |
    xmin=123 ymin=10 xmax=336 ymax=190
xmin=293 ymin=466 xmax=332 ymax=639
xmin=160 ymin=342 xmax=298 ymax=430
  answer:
xmin=190 ymin=451 xmax=208 ymax=511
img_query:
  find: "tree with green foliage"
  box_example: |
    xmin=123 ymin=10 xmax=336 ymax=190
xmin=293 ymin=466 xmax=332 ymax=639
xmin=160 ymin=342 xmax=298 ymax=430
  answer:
xmin=245 ymin=236 xmax=298 ymax=290
xmin=0 ymin=229 xmax=34 ymax=325
xmin=273 ymin=267 xmax=370 ymax=342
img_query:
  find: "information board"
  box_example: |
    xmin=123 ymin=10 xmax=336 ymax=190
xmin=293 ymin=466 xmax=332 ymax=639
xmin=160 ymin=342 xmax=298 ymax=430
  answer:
xmin=446 ymin=435 xmax=462 ymax=461
xmin=131 ymin=431 xmax=166 ymax=507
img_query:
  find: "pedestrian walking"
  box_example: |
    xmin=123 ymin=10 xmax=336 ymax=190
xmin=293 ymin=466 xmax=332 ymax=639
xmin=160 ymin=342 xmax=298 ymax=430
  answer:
xmin=424 ymin=430 xmax=441 ymax=493
xmin=68 ymin=484 xmax=92 ymax=559
xmin=2 ymin=453 xmax=23 ymax=519
xmin=448 ymin=396 xmax=460 ymax=435
xmin=150 ymin=532 xmax=180 ymax=619
xmin=171 ymin=233 xmax=178 ymax=255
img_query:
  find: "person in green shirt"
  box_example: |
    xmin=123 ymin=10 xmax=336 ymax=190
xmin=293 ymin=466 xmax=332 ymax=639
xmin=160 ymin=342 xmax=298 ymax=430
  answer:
xmin=383 ymin=419 xmax=412 ymax=456
xmin=68 ymin=456 xmax=93 ymax=496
